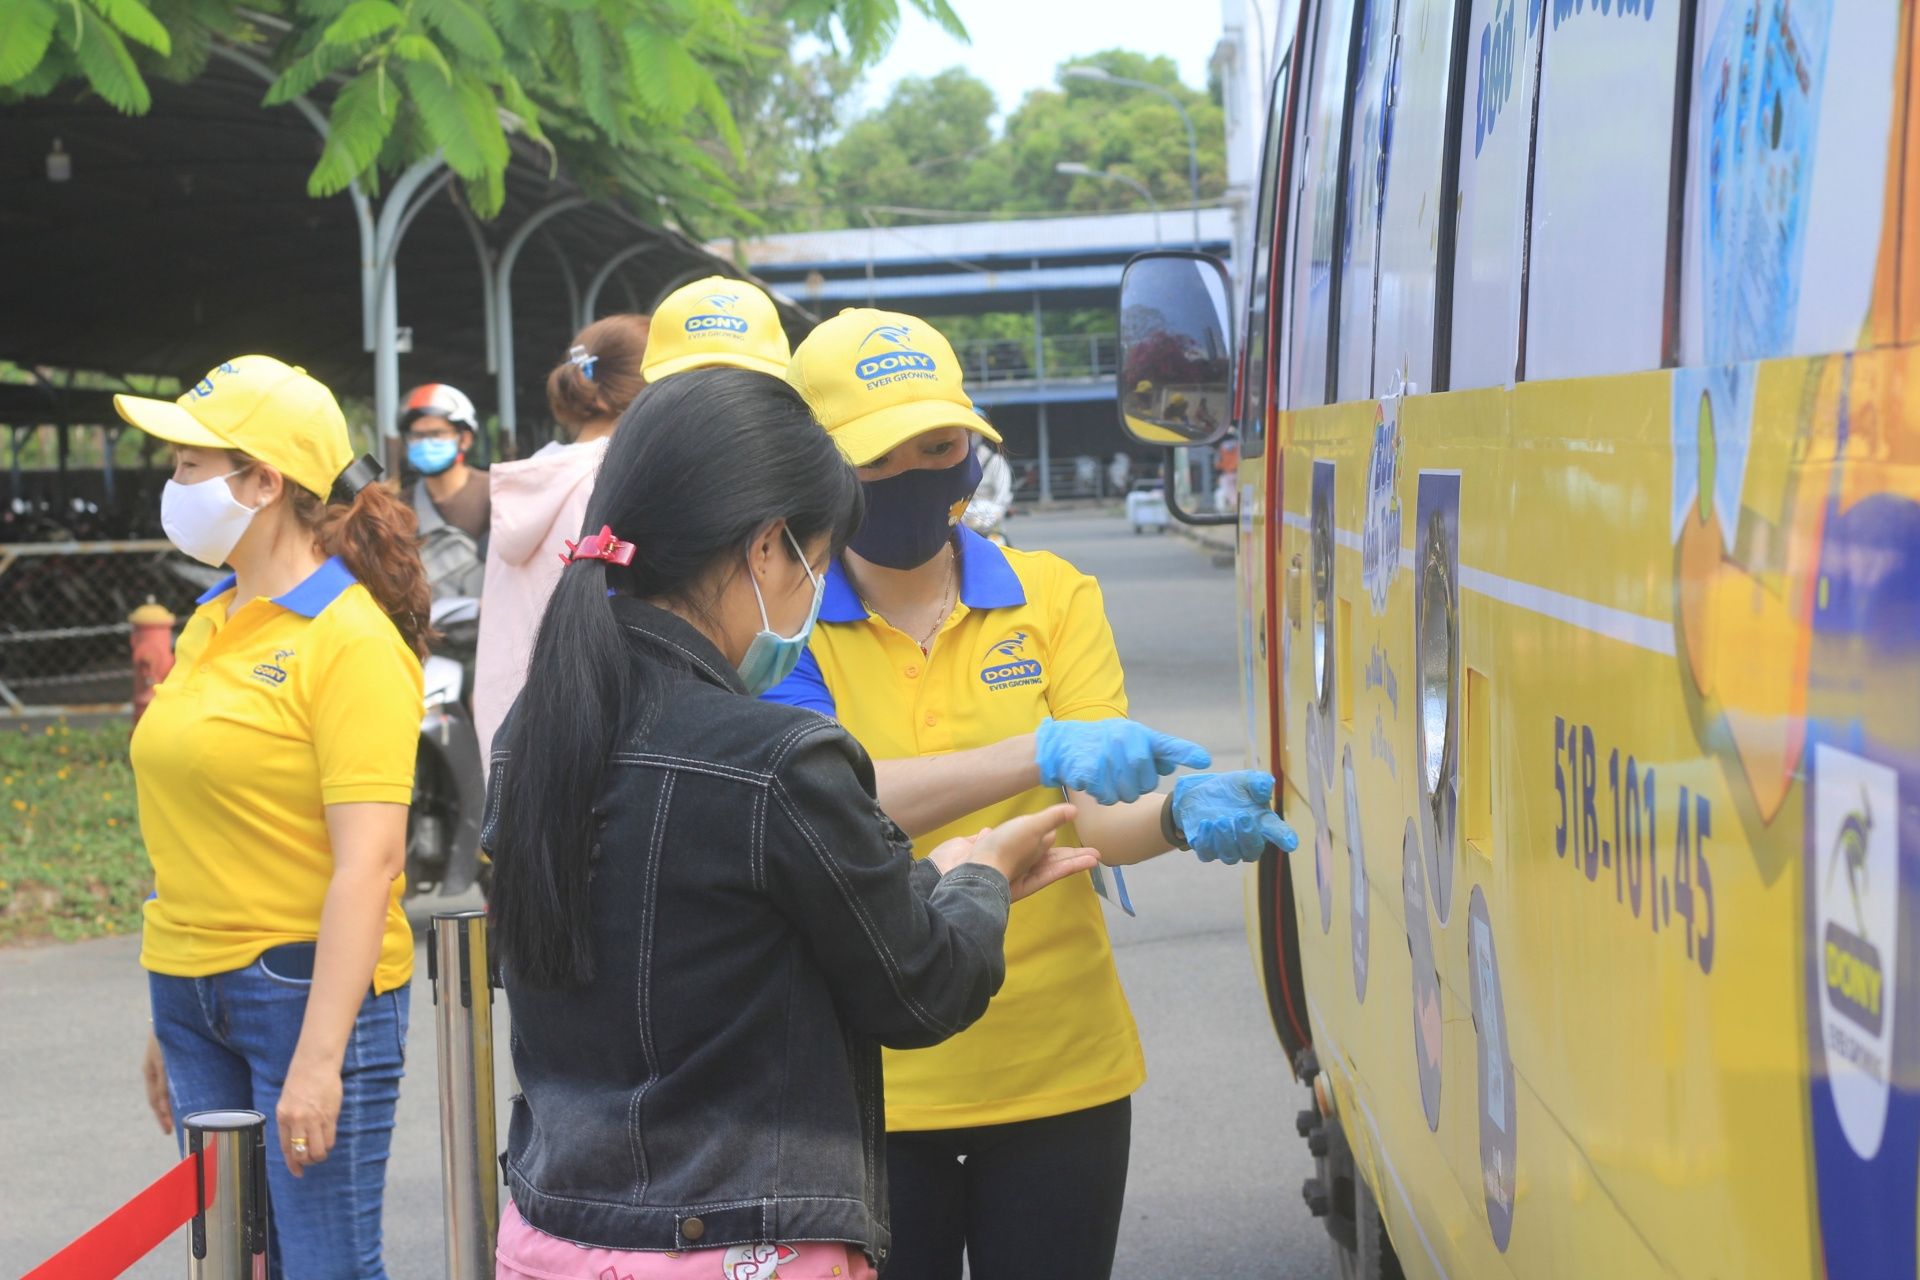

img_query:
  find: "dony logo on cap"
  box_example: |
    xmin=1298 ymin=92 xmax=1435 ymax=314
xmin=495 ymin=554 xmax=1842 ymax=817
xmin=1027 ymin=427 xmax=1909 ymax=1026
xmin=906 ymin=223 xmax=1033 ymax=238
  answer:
xmin=855 ymin=325 xmax=939 ymax=385
xmin=686 ymin=293 xmax=750 ymax=336
xmin=186 ymin=362 xmax=243 ymax=400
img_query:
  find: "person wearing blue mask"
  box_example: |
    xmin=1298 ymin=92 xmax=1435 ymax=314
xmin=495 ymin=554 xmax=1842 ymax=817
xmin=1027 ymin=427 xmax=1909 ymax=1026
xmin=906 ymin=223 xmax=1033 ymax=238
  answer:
xmin=485 ymin=366 xmax=1102 ymax=1280
xmin=400 ymin=383 xmax=489 ymax=597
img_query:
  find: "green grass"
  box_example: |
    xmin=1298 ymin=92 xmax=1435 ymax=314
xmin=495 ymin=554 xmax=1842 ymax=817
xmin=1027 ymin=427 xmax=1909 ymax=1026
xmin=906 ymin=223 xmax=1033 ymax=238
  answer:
xmin=0 ymin=720 xmax=149 ymax=945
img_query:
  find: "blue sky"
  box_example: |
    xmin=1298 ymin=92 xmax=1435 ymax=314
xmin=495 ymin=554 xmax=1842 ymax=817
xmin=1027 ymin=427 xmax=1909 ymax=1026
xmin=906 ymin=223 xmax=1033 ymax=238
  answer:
xmin=857 ymin=0 xmax=1229 ymax=118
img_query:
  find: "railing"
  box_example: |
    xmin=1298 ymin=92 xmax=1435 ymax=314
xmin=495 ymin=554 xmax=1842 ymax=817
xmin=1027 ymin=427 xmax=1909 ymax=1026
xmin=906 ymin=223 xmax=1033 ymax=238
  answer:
xmin=954 ymin=333 xmax=1119 ymax=386
xmin=0 ymin=540 xmax=207 ymax=715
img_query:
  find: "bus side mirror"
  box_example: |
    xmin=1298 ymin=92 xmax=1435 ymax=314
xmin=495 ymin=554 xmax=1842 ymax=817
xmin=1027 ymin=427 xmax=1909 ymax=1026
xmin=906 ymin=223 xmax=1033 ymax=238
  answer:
xmin=1116 ymin=251 xmax=1235 ymax=449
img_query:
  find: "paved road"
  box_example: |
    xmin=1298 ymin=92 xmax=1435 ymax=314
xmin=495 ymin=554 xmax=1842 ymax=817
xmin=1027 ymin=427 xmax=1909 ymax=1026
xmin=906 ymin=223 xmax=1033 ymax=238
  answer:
xmin=0 ymin=510 xmax=1328 ymax=1280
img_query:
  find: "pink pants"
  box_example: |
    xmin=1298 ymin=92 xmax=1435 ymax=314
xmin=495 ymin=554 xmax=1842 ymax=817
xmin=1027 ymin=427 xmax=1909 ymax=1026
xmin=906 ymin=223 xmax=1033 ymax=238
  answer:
xmin=496 ymin=1202 xmax=878 ymax=1280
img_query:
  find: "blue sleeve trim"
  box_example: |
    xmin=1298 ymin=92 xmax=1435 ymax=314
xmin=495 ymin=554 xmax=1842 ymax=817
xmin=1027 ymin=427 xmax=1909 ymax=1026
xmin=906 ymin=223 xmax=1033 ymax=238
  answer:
xmin=760 ymin=646 xmax=837 ymax=719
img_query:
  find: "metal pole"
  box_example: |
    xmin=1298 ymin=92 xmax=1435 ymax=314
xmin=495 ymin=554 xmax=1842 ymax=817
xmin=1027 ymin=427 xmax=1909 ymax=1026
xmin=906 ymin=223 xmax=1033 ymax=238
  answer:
xmin=432 ymin=910 xmax=499 ymax=1280
xmin=373 ymin=157 xmax=451 ymax=443
xmin=582 ymin=243 xmax=660 ymax=329
xmin=183 ymin=1110 xmax=269 ymax=1280
xmin=494 ymin=198 xmax=590 ymax=453
xmin=1032 ymin=283 xmax=1051 ymax=505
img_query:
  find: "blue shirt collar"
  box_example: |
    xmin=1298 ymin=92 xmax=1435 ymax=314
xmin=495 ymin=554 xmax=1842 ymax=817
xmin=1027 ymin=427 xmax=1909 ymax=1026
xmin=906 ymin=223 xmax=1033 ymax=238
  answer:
xmin=195 ymin=556 xmax=358 ymax=618
xmin=820 ymin=525 xmax=1025 ymax=624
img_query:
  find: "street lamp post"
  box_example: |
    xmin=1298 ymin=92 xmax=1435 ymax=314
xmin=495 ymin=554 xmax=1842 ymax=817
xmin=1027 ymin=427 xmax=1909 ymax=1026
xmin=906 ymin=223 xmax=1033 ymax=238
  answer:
xmin=1062 ymin=66 xmax=1200 ymax=249
xmin=1055 ymin=161 xmax=1162 ymax=246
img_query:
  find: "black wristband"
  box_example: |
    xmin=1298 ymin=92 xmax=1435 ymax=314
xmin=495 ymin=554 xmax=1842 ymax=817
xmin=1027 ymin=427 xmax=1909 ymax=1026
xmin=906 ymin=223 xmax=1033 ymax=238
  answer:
xmin=1160 ymin=791 xmax=1189 ymax=851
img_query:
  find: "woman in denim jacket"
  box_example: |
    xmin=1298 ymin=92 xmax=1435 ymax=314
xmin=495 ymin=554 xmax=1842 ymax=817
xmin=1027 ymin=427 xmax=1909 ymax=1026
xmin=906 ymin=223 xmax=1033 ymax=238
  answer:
xmin=484 ymin=368 xmax=1097 ymax=1280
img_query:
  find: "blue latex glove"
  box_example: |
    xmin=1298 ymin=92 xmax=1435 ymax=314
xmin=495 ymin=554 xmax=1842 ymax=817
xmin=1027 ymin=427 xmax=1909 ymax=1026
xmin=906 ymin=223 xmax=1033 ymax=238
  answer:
xmin=1034 ymin=716 xmax=1212 ymax=804
xmin=1171 ymin=771 xmax=1298 ymax=864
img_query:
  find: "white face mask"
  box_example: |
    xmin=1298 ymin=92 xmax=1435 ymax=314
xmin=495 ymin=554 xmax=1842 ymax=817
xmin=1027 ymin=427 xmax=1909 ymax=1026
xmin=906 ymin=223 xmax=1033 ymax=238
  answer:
xmin=161 ymin=472 xmax=260 ymax=567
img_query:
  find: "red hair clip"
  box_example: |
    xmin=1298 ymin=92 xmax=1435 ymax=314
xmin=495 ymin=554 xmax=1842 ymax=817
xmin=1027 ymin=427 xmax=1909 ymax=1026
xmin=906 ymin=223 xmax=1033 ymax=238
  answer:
xmin=562 ymin=525 xmax=636 ymax=567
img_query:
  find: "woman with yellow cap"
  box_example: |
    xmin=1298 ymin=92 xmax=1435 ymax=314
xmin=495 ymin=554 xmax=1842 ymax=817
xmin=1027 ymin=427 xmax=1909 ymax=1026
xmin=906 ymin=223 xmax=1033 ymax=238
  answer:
xmin=767 ymin=311 xmax=1296 ymax=1280
xmin=119 ymin=357 xmax=429 ymax=1279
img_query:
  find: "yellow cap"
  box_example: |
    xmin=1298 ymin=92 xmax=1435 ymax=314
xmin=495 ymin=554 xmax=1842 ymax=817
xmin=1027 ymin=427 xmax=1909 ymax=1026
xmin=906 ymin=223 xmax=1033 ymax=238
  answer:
xmin=114 ymin=356 xmax=353 ymax=500
xmin=785 ymin=309 xmax=1000 ymax=467
xmin=642 ymin=277 xmax=793 ymax=381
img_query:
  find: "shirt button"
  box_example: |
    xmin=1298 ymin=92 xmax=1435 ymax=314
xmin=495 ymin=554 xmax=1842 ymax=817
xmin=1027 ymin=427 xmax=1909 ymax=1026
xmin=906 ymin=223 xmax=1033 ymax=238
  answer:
xmin=682 ymin=1218 xmax=705 ymax=1241
xmin=924 ymin=713 xmax=937 ymax=726
xmin=904 ymin=665 xmax=919 ymax=679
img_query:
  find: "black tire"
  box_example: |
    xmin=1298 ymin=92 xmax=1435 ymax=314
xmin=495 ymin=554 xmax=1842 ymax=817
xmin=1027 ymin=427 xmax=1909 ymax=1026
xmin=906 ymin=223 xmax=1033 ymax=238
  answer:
xmin=1324 ymin=1118 xmax=1405 ymax=1280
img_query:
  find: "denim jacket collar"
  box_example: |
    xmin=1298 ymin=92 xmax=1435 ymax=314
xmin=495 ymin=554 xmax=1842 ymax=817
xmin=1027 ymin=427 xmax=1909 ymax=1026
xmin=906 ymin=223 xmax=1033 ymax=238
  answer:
xmin=609 ymin=594 xmax=747 ymax=696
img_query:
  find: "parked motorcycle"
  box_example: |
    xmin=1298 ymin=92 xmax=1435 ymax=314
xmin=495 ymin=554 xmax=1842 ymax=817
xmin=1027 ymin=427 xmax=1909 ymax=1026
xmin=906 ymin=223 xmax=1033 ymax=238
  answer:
xmin=407 ymin=595 xmax=487 ymax=898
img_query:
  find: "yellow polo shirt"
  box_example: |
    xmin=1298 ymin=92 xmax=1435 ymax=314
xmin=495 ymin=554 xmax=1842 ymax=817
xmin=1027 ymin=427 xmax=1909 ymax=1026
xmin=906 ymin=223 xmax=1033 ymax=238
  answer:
xmin=132 ymin=557 xmax=423 ymax=994
xmin=765 ymin=527 xmax=1146 ymax=1130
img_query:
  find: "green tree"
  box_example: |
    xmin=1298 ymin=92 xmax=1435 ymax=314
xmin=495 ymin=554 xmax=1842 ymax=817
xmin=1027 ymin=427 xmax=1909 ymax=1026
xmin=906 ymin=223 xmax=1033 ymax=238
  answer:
xmin=0 ymin=0 xmax=960 ymax=229
xmin=808 ymin=50 xmax=1225 ymax=228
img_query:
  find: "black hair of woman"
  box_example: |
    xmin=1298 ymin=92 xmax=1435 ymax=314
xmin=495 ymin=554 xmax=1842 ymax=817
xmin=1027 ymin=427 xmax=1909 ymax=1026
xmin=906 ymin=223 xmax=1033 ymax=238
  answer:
xmin=489 ymin=367 xmax=864 ymax=988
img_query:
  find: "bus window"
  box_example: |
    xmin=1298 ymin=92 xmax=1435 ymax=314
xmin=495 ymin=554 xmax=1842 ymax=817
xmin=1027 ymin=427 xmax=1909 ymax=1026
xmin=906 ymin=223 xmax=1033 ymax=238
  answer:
xmin=1678 ymin=1 xmax=1898 ymax=365
xmin=1286 ymin=0 xmax=1358 ymax=410
xmin=1372 ymin=0 xmax=1460 ymax=396
xmin=1240 ymin=61 xmax=1292 ymax=460
xmin=1445 ymin=0 xmax=1542 ymax=392
xmin=1334 ymin=0 xmax=1399 ymax=402
xmin=1521 ymin=1 xmax=1681 ymax=381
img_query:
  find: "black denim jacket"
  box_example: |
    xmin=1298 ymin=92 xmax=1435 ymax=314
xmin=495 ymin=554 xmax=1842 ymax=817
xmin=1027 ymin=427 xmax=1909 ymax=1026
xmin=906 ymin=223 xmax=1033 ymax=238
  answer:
xmin=487 ymin=596 xmax=1011 ymax=1266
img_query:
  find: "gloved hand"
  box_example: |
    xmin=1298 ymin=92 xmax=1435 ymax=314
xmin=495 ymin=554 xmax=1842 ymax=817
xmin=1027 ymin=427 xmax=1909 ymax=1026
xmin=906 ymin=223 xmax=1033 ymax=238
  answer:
xmin=1169 ymin=771 xmax=1298 ymax=864
xmin=1034 ymin=716 xmax=1212 ymax=804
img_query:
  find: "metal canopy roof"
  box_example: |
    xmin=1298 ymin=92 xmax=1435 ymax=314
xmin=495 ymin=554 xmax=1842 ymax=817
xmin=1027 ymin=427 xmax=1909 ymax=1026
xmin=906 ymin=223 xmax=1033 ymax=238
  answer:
xmin=0 ymin=52 xmax=803 ymax=438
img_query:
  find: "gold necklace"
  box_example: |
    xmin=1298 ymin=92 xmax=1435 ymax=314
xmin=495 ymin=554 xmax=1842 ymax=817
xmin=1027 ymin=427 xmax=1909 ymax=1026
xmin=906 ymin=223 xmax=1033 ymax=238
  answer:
xmin=914 ymin=546 xmax=957 ymax=652
xmin=859 ymin=541 xmax=956 ymax=654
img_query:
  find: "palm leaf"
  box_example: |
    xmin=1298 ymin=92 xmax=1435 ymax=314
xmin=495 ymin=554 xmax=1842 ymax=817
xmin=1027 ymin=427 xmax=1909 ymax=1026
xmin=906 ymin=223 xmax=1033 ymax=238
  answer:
xmin=263 ymin=40 xmax=357 ymax=104
xmin=68 ymin=6 xmax=149 ymax=112
xmin=392 ymin=33 xmax=453 ymax=82
xmin=309 ymin=65 xmax=398 ymax=195
xmin=415 ymin=0 xmax=502 ymax=64
xmin=322 ymin=0 xmax=403 ymax=46
xmin=83 ymin=0 xmax=169 ymax=53
xmin=0 ymin=0 xmax=60 ymax=84
xmin=566 ymin=10 xmax=616 ymax=134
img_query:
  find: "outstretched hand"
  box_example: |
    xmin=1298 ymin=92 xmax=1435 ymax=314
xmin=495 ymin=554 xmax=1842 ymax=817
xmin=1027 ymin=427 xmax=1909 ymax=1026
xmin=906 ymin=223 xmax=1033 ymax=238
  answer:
xmin=1172 ymin=771 xmax=1298 ymax=865
xmin=1035 ymin=717 xmax=1212 ymax=804
xmin=929 ymin=804 xmax=1100 ymax=902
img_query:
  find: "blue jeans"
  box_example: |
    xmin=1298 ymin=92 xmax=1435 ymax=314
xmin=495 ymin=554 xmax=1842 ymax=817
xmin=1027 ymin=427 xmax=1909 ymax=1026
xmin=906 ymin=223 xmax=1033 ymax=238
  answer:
xmin=149 ymin=952 xmax=409 ymax=1280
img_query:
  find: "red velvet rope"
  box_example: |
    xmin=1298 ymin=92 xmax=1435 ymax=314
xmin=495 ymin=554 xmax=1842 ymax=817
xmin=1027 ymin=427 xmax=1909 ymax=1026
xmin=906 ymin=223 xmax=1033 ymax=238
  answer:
xmin=22 ymin=1141 xmax=214 ymax=1280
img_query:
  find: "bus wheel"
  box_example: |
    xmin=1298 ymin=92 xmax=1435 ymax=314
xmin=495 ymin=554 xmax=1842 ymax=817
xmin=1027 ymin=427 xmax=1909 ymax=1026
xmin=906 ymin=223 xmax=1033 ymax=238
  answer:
xmin=1331 ymin=1171 xmax=1404 ymax=1280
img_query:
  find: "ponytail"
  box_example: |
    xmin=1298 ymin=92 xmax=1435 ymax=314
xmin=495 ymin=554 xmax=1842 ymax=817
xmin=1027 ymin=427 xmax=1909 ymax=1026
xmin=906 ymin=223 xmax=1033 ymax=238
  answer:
xmin=226 ymin=448 xmax=435 ymax=657
xmin=547 ymin=314 xmax=650 ymax=434
xmin=299 ymin=483 xmax=435 ymax=659
xmin=490 ymin=368 xmax=863 ymax=988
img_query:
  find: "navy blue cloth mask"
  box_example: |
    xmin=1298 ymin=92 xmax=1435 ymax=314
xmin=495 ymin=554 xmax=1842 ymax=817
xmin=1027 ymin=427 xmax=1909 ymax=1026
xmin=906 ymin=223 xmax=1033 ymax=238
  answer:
xmin=848 ymin=447 xmax=984 ymax=570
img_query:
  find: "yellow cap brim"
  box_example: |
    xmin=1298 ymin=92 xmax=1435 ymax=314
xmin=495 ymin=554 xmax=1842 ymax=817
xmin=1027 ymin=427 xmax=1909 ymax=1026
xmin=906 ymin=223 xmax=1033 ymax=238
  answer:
xmin=114 ymin=394 xmax=232 ymax=448
xmin=644 ymin=351 xmax=793 ymax=381
xmin=827 ymin=397 xmax=1002 ymax=467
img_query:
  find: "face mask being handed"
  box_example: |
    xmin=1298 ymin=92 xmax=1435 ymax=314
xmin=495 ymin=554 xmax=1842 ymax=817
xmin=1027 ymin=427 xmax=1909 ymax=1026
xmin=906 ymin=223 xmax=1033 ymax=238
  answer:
xmin=161 ymin=471 xmax=261 ymax=567
xmin=737 ymin=526 xmax=827 ymax=695
xmin=848 ymin=446 xmax=984 ymax=570
xmin=408 ymin=437 xmax=460 ymax=475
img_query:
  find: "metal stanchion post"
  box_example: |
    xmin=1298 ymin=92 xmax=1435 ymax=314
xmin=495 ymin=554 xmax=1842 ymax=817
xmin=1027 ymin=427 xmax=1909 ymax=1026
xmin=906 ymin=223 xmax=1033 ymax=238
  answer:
xmin=431 ymin=910 xmax=499 ymax=1280
xmin=183 ymin=1110 xmax=268 ymax=1280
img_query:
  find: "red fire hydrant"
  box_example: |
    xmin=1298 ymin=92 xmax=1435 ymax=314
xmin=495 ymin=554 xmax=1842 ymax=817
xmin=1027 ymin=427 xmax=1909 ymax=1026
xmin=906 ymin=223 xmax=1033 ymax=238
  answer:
xmin=129 ymin=598 xmax=176 ymax=724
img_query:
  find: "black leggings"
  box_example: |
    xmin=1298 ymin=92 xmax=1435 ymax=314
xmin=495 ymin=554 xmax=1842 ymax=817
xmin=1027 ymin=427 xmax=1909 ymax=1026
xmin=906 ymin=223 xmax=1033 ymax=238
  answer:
xmin=882 ymin=1097 xmax=1131 ymax=1280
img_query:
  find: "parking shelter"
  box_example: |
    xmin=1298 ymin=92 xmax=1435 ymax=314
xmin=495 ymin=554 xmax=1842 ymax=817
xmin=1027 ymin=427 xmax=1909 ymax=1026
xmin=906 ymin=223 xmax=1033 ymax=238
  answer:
xmin=0 ymin=49 xmax=811 ymax=712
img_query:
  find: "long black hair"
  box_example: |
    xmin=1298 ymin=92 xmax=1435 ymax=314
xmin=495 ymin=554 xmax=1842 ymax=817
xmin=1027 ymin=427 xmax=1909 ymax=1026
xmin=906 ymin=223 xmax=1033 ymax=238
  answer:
xmin=489 ymin=367 xmax=863 ymax=987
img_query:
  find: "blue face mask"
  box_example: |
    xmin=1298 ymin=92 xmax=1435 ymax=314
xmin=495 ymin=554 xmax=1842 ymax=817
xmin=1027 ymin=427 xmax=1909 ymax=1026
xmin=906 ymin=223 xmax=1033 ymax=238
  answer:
xmin=737 ymin=527 xmax=826 ymax=695
xmin=408 ymin=437 xmax=460 ymax=475
xmin=848 ymin=447 xmax=984 ymax=570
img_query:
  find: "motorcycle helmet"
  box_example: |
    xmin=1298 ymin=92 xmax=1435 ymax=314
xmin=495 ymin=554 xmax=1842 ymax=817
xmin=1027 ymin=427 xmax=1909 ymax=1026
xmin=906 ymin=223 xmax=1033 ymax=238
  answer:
xmin=400 ymin=383 xmax=479 ymax=435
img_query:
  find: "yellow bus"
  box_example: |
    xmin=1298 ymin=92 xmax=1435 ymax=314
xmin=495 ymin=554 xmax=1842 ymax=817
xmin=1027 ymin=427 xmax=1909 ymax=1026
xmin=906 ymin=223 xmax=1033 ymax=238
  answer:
xmin=1115 ymin=2 xmax=1920 ymax=1276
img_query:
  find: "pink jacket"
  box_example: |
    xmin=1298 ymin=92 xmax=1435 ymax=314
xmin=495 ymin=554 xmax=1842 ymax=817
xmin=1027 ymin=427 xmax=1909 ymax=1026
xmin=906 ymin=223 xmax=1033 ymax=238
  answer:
xmin=474 ymin=437 xmax=608 ymax=764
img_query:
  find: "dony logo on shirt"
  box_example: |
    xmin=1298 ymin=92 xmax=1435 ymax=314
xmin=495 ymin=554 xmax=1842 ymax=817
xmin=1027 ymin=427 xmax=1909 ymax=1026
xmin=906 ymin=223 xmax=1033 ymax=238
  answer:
xmin=685 ymin=293 xmax=750 ymax=336
xmin=252 ymin=648 xmax=295 ymax=687
xmin=855 ymin=325 xmax=938 ymax=385
xmin=980 ymin=632 xmax=1043 ymax=691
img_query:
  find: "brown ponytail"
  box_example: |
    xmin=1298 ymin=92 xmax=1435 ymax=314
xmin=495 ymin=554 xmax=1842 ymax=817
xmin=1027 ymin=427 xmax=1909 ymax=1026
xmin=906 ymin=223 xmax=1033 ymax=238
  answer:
xmin=547 ymin=314 xmax=650 ymax=432
xmin=290 ymin=483 xmax=435 ymax=659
